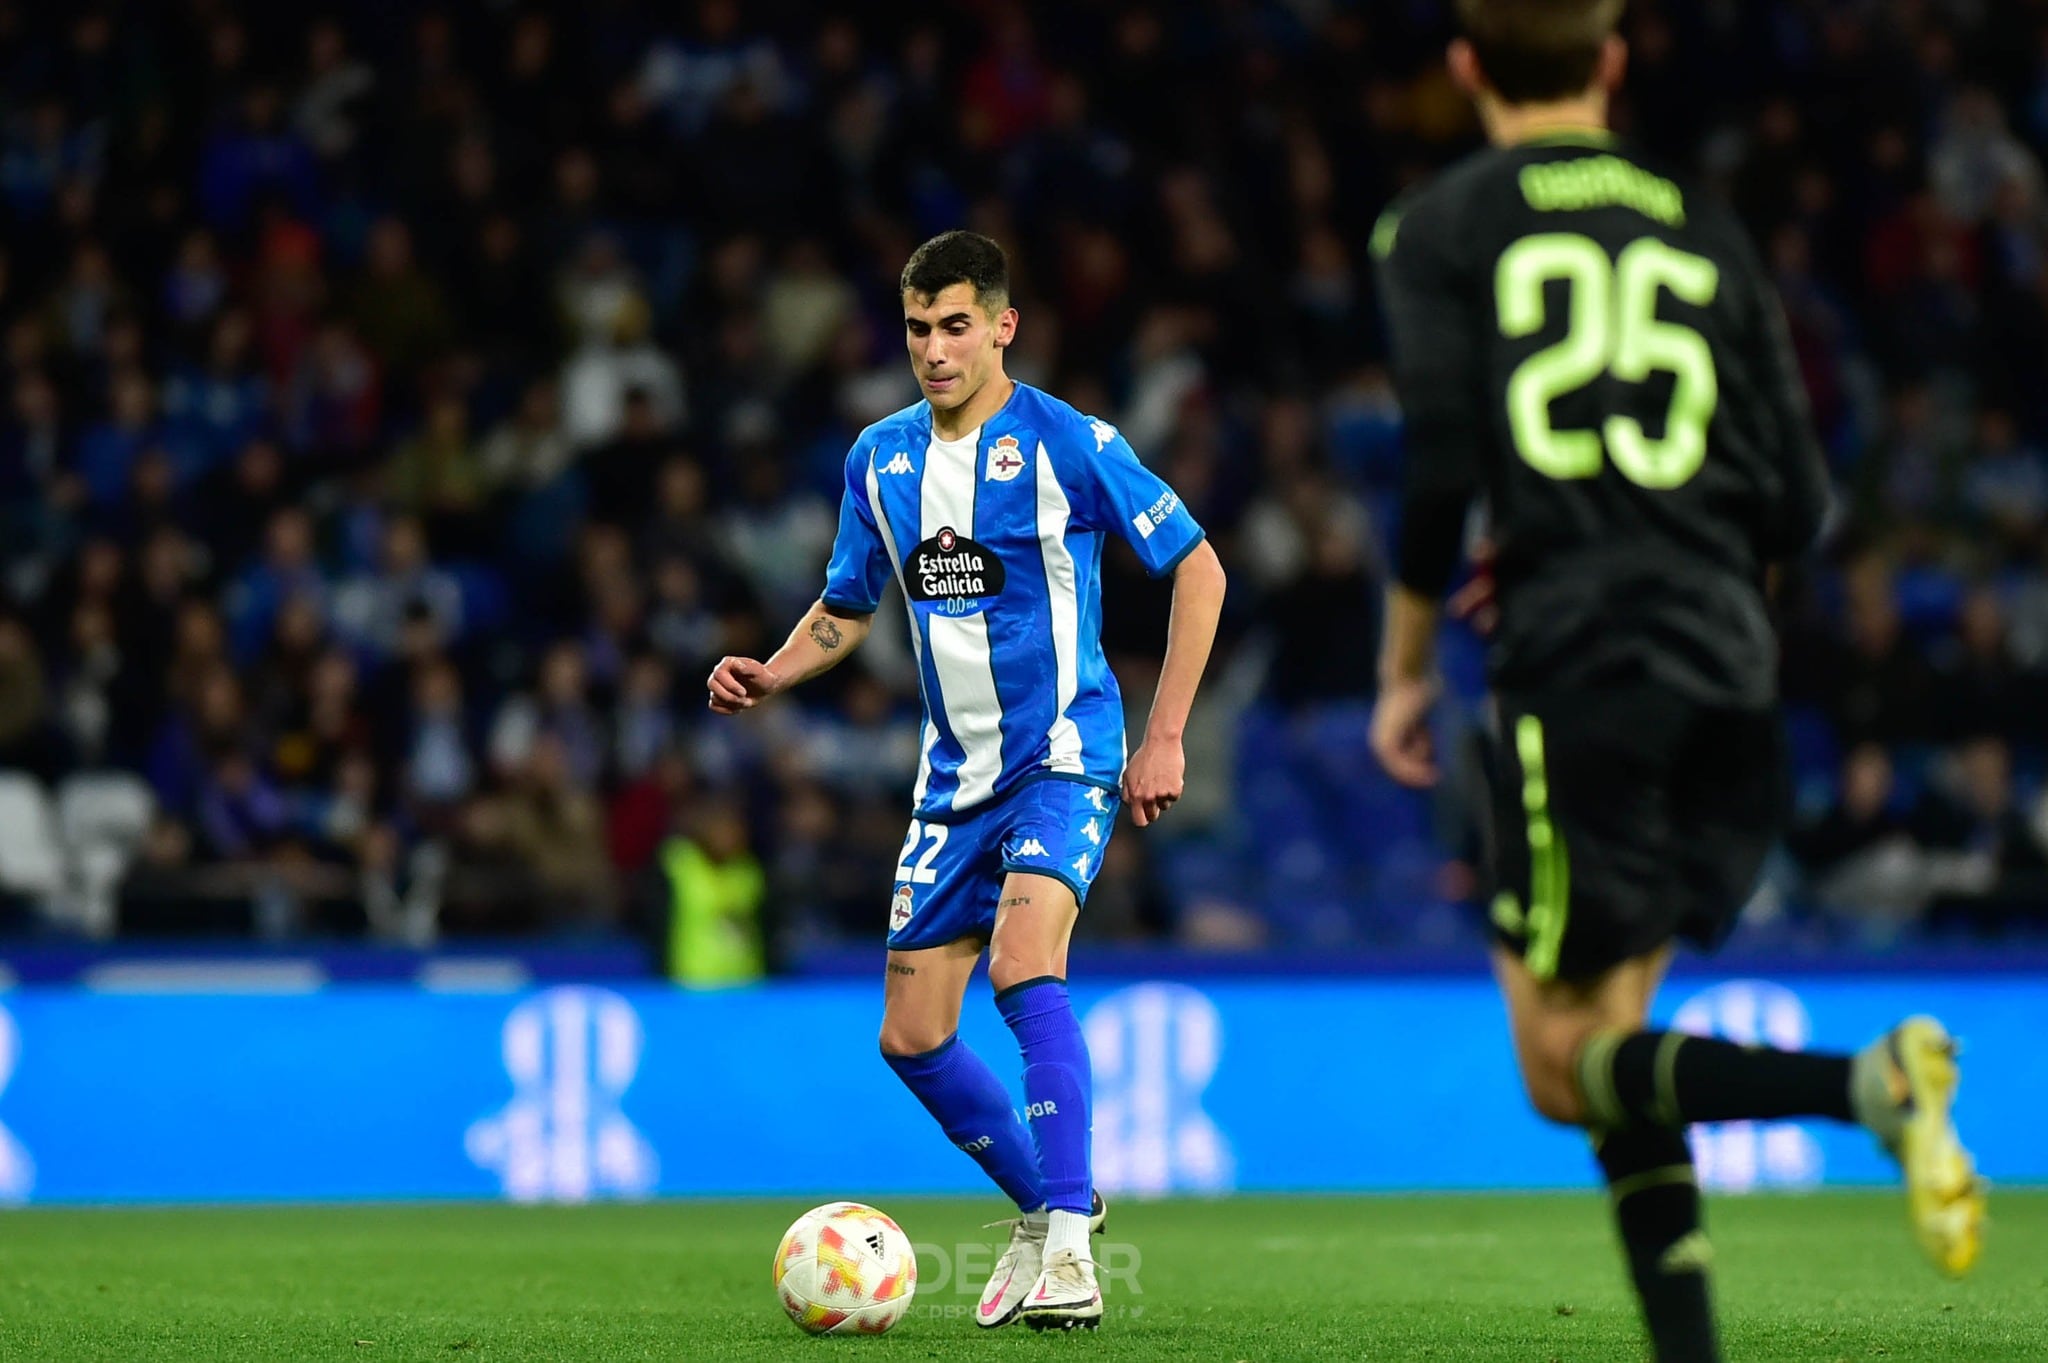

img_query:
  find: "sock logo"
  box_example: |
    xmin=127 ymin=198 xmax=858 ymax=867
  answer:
xmin=1658 ymin=1230 xmax=1715 ymax=1274
xmin=1025 ymin=1100 xmax=1060 ymax=1118
xmin=1670 ymin=981 xmax=1822 ymax=1193
xmin=957 ymin=1134 xmax=995 ymax=1153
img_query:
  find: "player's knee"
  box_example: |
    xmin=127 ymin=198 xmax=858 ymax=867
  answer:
xmin=1521 ymin=1067 xmax=1588 ymax=1126
xmin=1517 ymin=1036 xmax=1591 ymax=1125
xmin=878 ymin=1017 xmax=951 ymax=1058
xmin=985 ymin=945 xmax=1050 ymax=994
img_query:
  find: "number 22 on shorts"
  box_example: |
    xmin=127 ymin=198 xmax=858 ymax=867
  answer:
xmin=894 ymin=820 xmax=949 ymax=885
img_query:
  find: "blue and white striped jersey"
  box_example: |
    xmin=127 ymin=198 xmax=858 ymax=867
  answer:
xmin=822 ymin=382 xmax=1205 ymax=821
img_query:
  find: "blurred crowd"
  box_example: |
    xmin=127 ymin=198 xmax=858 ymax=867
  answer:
xmin=0 ymin=0 xmax=2046 ymax=956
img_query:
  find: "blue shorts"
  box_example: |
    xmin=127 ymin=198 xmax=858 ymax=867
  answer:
xmin=886 ymin=778 xmax=1120 ymax=952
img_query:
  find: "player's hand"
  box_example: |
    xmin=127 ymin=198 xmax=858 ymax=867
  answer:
xmin=1448 ymin=538 xmax=1497 ymax=636
xmin=706 ymin=656 xmax=782 ymax=714
xmin=1121 ymin=738 xmax=1184 ymax=827
xmin=1371 ymin=676 xmax=1440 ymax=788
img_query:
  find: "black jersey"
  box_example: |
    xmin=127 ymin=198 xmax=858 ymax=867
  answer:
xmin=1374 ymin=132 xmax=1829 ymax=709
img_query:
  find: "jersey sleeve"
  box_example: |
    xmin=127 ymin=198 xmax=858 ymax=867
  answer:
xmin=1374 ymin=192 xmax=1486 ymax=597
xmin=820 ymin=444 xmax=892 ymax=613
xmin=1067 ymin=418 xmax=1206 ymax=576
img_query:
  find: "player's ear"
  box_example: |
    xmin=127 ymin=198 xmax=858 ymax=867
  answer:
xmin=994 ymin=307 xmax=1018 ymax=349
xmin=1446 ymin=38 xmax=1486 ymax=98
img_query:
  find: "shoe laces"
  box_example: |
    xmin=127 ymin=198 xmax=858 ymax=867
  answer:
xmin=1041 ymin=1247 xmax=1094 ymax=1291
xmin=982 ymin=1215 xmax=1046 ymax=1277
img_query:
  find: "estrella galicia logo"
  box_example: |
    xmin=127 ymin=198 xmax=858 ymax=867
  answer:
xmin=905 ymin=526 xmax=1005 ymax=616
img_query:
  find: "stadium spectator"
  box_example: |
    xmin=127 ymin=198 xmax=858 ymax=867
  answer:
xmin=0 ymin=1 xmax=2044 ymax=952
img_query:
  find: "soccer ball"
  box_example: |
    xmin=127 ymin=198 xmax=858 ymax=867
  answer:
xmin=772 ymin=1201 xmax=918 ymax=1335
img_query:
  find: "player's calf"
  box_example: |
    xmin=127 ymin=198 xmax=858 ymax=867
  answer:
xmin=995 ymin=975 xmax=1093 ymax=1217
xmin=1572 ymin=1027 xmax=1857 ymax=1130
xmin=882 ymin=1035 xmax=1046 ymax=1215
xmin=1594 ymin=1126 xmax=1720 ymax=1363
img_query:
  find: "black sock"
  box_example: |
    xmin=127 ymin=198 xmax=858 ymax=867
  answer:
xmin=1595 ymin=1126 xmax=1720 ymax=1363
xmin=1577 ymin=1029 xmax=1855 ymax=1128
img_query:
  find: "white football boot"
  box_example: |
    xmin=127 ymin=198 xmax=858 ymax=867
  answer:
xmin=1021 ymin=1247 xmax=1103 ymax=1331
xmin=976 ymin=1191 xmax=1106 ymax=1329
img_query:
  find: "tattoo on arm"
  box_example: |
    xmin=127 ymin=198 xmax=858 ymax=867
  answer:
xmin=809 ymin=617 xmax=844 ymax=651
xmin=887 ymin=962 xmax=916 ymax=976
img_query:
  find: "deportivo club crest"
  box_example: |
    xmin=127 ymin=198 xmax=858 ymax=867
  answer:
xmin=985 ymin=434 xmax=1025 ymax=482
xmin=890 ymin=885 xmax=915 ymax=931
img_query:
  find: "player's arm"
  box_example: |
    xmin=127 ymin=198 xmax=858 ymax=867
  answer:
xmin=1125 ymin=538 xmax=1226 ymax=827
xmin=707 ymin=602 xmax=872 ymax=714
xmin=1368 ymin=195 xmax=1485 ymax=789
xmin=709 ymin=445 xmax=891 ymax=715
xmin=1074 ymin=419 xmax=1220 ymax=826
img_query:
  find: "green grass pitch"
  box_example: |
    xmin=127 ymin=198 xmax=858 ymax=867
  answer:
xmin=2 ymin=1192 xmax=2043 ymax=1360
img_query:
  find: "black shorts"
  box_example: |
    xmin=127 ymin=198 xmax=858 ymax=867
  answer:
xmin=1480 ymin=686 xmax=1787 ymax=983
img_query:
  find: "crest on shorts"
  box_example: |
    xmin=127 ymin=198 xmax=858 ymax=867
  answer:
xmin=890 ymin=886 xmax=915 ymax=932
xmin=985 ymin=434 xmax=1025 ymax=482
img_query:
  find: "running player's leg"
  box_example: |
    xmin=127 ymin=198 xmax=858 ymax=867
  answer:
xmin=1562 ymin=705 xmax=1985 ymax=1277
xmin=879 ymin=811 xmax=1047 ymax=1223
xmin=1493 ymin=692 xmax=1875 ymax=1133
xmin=1489 ymin=688 xmax=1764 ymax=1363
xmin=1495 ymin=691 xmax=1982 ymax=1363
xmin=1496 ymin=943 xmax=1718 ymax=1363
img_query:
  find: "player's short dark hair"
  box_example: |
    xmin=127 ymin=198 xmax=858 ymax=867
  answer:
xmin=1456 ymin=0 xmax=1625 ymax=104
xmin=900 ymin=231 xmax=1010 ymax=315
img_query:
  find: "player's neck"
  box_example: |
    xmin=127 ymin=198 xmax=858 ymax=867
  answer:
xmin=1480 ymin=92 xmax=1611 ymax=149
xmin=931 ymin=371 xmax=1015 ymax=442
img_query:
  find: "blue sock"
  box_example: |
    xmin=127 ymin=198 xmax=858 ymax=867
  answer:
xmin=996 ymin=976 xmax=1093 ymax=1215
xmin=884 ymin=1035 xmax=1046 ymax=1212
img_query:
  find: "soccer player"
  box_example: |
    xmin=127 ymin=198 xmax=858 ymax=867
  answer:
xmin=1368 ymin=4 xmax=1986 ymax=1360
xmin=707 ymin=231 xmax=1225 ymax=1331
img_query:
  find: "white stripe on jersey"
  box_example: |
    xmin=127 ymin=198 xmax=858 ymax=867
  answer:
xmin=866 ymin=450 xmax=936 ymax=805
xmin=1034 ymin=441 xmax=1083 ymax=773
xmin=921 ymin=429 xmax=1004 ymax=807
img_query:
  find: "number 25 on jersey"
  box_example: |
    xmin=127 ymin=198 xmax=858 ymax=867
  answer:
xmin=1497 ymin=232 xmax=1719 ymax=490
